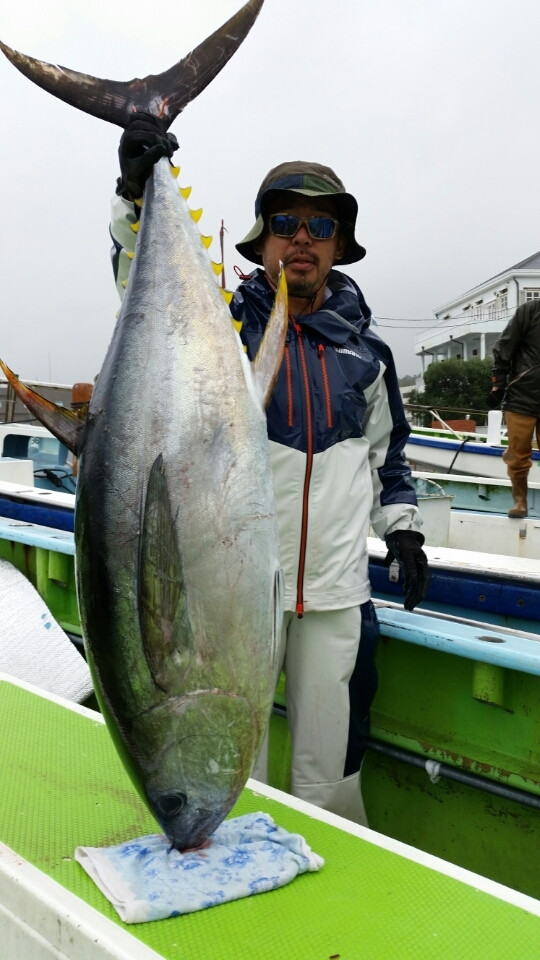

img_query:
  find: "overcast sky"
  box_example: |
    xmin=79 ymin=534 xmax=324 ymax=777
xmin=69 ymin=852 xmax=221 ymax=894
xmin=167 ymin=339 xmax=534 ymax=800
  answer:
xmin=1 ymin=0 xmax=539 ymax=383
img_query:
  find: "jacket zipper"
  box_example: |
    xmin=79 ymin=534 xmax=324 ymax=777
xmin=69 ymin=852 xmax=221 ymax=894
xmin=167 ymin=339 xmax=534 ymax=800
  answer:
xmin=284 ymin=343 xmax=294 ymax=427
xmin=294 ymin=322 xmax=313 ymax=617
xmin=317 ymin=344 xmax=333 ymax=428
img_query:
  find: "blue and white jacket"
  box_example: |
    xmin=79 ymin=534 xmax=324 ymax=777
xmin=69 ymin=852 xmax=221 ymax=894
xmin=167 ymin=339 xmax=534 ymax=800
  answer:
xmin=231 ymin=268 xmax=421 ymax=614
xmin=110 ymin=195 xmax=421 ymax=614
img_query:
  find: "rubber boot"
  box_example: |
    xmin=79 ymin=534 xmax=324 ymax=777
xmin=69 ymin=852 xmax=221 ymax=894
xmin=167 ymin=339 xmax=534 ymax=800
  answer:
xmin=508 ymin=476 xmax=528 ymax=518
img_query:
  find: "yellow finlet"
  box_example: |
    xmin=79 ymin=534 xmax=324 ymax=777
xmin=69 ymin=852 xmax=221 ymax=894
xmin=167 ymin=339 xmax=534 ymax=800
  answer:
xmin=126 ymin=251 xmax=135 ymax=260
xmin=130 ymin=221 xmax=140 ymax=234
xmin=189 ymin=208 xmax=203 ymax=223
xmin=200 ymin=235 xmax=213 ymax=249
xmin=134 ymin=197 xmax=143 ymax=208
xmin=232 ymin=317 xmax=242 ymax=332
xmin=221 ymin=288 xmax=234 ymax=305
xmin=121 ymin=280 xmax=127 ymax=288
xmin=180 ymin=186 xmax=192 ymax=199
xmin=170 ymin=165 xmax=181 ymax=178
xmin=211 ymin=261 xmax=224 ymax=276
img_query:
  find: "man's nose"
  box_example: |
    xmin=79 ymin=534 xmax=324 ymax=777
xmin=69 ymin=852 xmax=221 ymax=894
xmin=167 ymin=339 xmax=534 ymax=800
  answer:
xmin=293 ymin=223 xmax=312 ymax=242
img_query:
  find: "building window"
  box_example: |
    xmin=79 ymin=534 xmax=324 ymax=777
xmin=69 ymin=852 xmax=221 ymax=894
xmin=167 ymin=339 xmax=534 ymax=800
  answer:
xmin=525 ymin=290 xmax=540 ymax=301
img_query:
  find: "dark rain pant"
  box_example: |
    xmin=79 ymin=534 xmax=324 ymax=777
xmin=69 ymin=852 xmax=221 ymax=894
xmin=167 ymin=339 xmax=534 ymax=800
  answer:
xmin=503 ymin=411 xmax=540 ymax=480
xmin=252 ymin=600 xmax=379 ymax=826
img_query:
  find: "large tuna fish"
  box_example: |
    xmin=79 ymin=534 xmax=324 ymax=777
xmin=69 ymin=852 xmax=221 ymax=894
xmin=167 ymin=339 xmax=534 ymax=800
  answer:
xmin=0 ymin=0 xmax=289 ymax=850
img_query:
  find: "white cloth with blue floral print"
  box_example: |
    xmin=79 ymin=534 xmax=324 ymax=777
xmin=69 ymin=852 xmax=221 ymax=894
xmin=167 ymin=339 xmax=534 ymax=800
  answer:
xmin=75 ymin=811 xmax=324 ymax=923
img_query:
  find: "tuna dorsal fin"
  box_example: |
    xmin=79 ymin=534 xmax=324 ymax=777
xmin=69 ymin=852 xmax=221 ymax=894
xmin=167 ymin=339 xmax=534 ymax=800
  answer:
xmin=251 ymin=265 xmax=288 ymax=408
xmin=139 ymin=454 xmax=194 ymax=692
xmin=0 ymin=360 xmax=85 ymax=456
xmin=0 ymin=0 xmax=264 ymax=129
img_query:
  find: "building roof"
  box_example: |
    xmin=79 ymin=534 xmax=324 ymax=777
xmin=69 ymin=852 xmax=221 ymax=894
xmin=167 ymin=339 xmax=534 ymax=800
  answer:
xmin=435 ymin=250 xmax=540 ymax=313
xmin=485 ymin=250 xmax=540 ymax=283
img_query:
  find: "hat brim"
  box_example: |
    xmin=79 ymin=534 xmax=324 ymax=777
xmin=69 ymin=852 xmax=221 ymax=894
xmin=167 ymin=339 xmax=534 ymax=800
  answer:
xmin=235 ymin=187 xmax=366 ymax=266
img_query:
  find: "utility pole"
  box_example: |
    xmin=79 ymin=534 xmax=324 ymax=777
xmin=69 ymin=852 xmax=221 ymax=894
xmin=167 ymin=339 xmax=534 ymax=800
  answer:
xmin=219 ymin=219 xmax=227 ymax=289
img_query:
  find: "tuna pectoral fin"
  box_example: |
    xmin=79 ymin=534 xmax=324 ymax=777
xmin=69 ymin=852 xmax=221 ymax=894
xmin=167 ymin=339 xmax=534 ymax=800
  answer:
xmin=139 ymin=455 xmax=193 ymax=691
xmin=251 ymin=265 xmax=288 ymax=409
xmin=0 ymin=360 xmax=84 ymax=456
xmin=0 ymin=0 xmax=264 ymax=129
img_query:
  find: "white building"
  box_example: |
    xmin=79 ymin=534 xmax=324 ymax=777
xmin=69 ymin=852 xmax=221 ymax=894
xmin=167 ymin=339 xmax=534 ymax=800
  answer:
xmin=415 ymin=251 xmax=540 ymax=390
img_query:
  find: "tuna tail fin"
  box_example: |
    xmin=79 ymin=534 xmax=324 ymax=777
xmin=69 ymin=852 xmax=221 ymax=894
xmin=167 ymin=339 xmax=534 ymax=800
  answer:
xmin=251 ymin=264 xmax=288 ymax=409
xmin=0 ymin=361 xmax=85 ymax=456
xmin=0 ymin=0 xmax=264 ymax=129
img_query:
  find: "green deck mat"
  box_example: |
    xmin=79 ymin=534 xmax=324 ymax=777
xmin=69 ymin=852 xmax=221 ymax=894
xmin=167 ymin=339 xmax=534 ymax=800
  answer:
xmin=1 ymin=678 xmax=539 ymax=959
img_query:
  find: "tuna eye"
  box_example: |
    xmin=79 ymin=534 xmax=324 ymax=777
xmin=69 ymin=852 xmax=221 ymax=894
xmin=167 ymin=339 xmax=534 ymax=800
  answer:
xmin=157 ymin=793 xmax=187 ymax=818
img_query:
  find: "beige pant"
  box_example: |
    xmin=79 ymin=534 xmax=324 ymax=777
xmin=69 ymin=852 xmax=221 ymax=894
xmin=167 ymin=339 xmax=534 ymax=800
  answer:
xmin=252 ymin=604 xmax=379 ymax=826
xmin=503 ymin=411 xmax=540 ymax=480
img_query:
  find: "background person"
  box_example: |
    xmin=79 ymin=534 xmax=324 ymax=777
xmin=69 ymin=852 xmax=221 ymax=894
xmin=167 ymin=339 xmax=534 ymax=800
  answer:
xmin=488 ymin=300 xmax=540 ymax=518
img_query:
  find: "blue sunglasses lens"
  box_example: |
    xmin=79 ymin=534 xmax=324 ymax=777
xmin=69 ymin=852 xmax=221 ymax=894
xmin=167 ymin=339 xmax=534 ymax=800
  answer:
xmin=269 ymin=214 xmax=337 ymax=240
xmin=308 ymin=216 xmax=338 ymax=239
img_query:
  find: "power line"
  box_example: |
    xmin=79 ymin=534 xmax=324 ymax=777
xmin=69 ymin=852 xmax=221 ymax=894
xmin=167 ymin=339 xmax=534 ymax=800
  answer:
xmin=374 ymin=309 xmax=515 ymax=329
xmin=375 ymin=322 xmax=444 ymax=330
xmin=373 ymin=314 xmax=443 ymax=326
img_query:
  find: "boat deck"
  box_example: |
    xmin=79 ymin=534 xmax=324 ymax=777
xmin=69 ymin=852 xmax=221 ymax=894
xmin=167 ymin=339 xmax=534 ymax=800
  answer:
xmin=1 ymin=675 xmax=540 ymax=959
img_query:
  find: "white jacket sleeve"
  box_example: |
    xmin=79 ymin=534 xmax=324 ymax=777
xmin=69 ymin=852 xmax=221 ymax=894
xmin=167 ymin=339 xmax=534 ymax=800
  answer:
xmin=110 ymin=194 xmax=139 ymax=301
xmin=363 ymin=363 xmax=423 ymax=541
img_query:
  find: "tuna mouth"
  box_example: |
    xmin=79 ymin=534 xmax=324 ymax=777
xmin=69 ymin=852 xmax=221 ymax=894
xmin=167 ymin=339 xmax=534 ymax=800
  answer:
xmin=169 ymin=810 xmax=222 ymax=852
xmin=154 ymin=799 xmax=225 ymax=852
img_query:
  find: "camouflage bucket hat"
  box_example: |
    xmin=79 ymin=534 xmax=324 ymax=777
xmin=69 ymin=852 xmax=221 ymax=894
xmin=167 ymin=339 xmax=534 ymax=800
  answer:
xmin=235 ymin=160 xmax=366 ymax=266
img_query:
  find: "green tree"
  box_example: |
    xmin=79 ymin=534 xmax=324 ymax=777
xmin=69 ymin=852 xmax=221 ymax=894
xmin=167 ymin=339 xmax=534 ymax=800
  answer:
xmin=410 ymin=357 xmax=492 ymax=427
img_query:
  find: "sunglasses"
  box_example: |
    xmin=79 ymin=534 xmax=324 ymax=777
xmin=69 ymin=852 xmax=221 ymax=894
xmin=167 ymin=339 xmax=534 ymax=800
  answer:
xmin=267 ymin=213 xmax=339 ymax=241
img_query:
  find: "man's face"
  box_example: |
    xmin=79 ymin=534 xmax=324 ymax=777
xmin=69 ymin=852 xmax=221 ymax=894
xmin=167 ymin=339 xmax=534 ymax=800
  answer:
xmin=256 ymin=195 xmax=346 ymax=310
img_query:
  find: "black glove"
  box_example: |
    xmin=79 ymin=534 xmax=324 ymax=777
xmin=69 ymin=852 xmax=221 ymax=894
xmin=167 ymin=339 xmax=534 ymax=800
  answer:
xmin=116 ymin=112 xmax=179 ymax=201
xmin=384 ymin=530 xmax=430 ymax=611
xmin=486 ymin=387 xmax=504 ymax=409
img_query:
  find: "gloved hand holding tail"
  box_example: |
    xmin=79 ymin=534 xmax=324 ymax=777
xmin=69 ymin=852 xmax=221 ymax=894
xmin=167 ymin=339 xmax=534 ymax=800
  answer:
xmin=116 ymin=112 xmax=179 ymax=201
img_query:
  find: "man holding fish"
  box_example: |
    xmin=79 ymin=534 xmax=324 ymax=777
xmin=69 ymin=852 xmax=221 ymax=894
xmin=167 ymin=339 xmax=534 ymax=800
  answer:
xmin=111 ymin=119 xmax=430 ymax=825
xmin=1 ymin=0 xmax=428 ymax=849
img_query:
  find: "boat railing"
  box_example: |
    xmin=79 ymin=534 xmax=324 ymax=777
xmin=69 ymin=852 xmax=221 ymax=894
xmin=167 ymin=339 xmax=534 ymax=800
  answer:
xmin=427 ymin=408 xmax=464 ymax=440
xmin=405 ymin=405 xmax=509 ymax=445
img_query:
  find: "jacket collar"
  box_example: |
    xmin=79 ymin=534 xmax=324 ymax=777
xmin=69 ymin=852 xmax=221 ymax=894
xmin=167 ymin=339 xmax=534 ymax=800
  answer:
xmin=239 ymin=269 xmax=372 ymax=345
